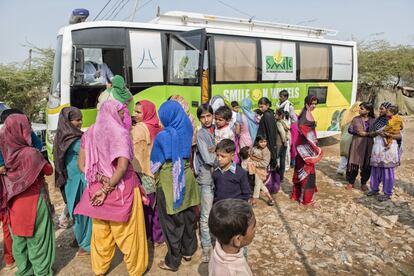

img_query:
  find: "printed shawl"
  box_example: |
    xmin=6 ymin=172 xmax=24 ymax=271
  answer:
xmin=294 ymin=96 xmax=323 ymax=183
xmin=0 ymin=114 xmax=47 ymax=209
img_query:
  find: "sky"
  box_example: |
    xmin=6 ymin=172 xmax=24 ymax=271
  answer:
xmin=0 ymin=0 xmax=413 ymax=64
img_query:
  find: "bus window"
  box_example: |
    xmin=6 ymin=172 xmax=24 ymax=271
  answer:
xmin=71 ymin=47 xmax=124 ymax=109
xmin=81 ymin=48 xmax=123 ymax=86
xmin=332 ymin=46 xmax=353 ymax=81
xmin=299 ymin=43 xmax=329 ymax=81
xmin=261 ymin=40 xmax=296 ymax=81
xmin=214 ymin=36 xmax=257 ymax=82
xmin=308 ymin=86 xmax=328 ymax=104
xmin=168 ymin=37 xmax=199 ymax=85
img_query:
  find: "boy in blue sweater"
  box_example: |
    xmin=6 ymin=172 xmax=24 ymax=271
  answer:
xmin=213 ymin=139 xmax=251 ymax=203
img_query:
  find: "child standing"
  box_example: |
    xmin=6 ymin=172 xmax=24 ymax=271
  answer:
xmin=248 ymin=135 xmax=274 ymax=206
xmin=214 ymin=106 xmax=235 ymax=144
xmin=208 ymin=199 xmax=255 ymax=276
xmin=194 ymin=104 xmax=216 ymax=263
xmin=275 ymin=109 xmax=290 ymax=181
xmin=213 ymin=139 xmax=251 ymax=203
xmin=230 ymin=101 xmax=240 ymax=129
xmin=383 ymin=105 xmax=403 ymax=150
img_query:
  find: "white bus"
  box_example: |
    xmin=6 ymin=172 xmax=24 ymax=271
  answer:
xmin=47 ymin=10 xmax=357 ymax=160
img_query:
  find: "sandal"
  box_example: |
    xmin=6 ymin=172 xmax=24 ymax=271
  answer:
xmin=267 ymin=199 xmax=275 ymax=206
xmin=158 ymin=260 xmax=178 ymax=272
xmin=182 ymin=256 xmax=192 ymax=262
xmin=367 ymin=190 xmax=379 ymax=197
xmin=345 ymin=184 xmax=353 ymax=190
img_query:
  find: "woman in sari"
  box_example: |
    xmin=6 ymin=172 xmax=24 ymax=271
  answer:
xmin=291 ymin=96 xmax=323 ymax=206
xmin=151 ymin=100 xmax=200 ymax=272
xmin=74 ymin=100 xmax=148 ymax=276
xmin=131 ymin=100 xmax=164 ymax=246
xmin=235 ymin=98 xmax=258 ymax=149
xmin=0 ymin=114 xmax=55 ymax=275
xmin=53 ymin=107 xmax=92 ymax=255
xmin=367 ymin=102 xmax=401 ymax=201
xmin=345 ymin=102 xmax=375 ymax=191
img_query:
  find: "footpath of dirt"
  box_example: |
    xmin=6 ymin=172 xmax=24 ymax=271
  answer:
xmin=1 ymin=117 xmax=414 ymax=275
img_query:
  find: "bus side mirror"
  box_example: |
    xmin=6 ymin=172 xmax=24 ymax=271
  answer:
xmin=75 ymin=48 xmax=84 ymax=73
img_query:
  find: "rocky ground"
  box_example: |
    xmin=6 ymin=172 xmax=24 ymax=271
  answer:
xmin=1 ymin=117 xmax=414 ymax=275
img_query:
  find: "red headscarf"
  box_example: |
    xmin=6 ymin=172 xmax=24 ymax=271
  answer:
xmin=139 ymin=100 xmax=161 ymax=141
xmin=298 ymin=95 xmax=318 ymax=123
xmin=0 ymin=114 xmax=47 ymax=207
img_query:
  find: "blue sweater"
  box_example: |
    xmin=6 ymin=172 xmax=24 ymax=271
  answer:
xmin=0 ymin=132 xmax=42 ymax=166
xmin=213 ymin=164 xmax=251 ymax=202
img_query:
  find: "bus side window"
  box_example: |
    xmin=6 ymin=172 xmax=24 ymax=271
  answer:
xmin=168 ymin=37 xmax=199 ymax=85
xmin=82 ymin=48 xmax=111 ymax=86
xmin=308 ymin=86 xmax=327 ymax=104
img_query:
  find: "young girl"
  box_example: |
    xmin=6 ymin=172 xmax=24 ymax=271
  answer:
xmin=248 ymin=135 xmax=274 ymax=206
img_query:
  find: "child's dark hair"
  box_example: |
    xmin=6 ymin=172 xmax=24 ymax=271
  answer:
xmin=279 ymin=89 xmax=289 ymax=99
xmin=215 ymin=105 xmax=233 ymax=121
xmin=208 ymin=199 xmax=254 ymax=245
xmin=276 ymin=108 xmax=289 ymax=120
xmin=258 ymin=97 xmax=272 ymax=107
xmin=359 ymin=102 xmax=375 ymax=118
xmin=389 ymin=105 xmax=399 ymax=115
xmin=231 ymin=101 xmax=239 ymax=108
xmin=216 ymin=139 xmax=236 ymax=153
xmin=197 ymin=104 xmax=214 ymax=119
xmin=239 ymin=146 xmax=250 ymax=160
xmin=254 ymin=134 xmax=267 ymax=147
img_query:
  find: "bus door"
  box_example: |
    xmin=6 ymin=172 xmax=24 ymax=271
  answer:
xmin=167 ymin=29 xmax=206 ymax=115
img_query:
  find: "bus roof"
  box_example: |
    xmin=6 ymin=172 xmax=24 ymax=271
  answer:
xmin=151 ymin=11 xmax=338 ymax=38
xmin=58 ymin=11 xmax=355 ymax=47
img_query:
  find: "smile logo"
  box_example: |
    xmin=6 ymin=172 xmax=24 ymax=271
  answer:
xmin=251 ymin=89 xmax=262 ymax=101
xmin=266 ymin=51 xmax=293 ymax=73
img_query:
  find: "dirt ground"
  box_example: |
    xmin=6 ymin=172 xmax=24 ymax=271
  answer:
xmin=1 ymin=118 xmax=414 ymax=275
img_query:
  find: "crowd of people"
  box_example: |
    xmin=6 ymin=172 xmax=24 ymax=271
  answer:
xmin=0 ymin=74 xmax=404 ymax=275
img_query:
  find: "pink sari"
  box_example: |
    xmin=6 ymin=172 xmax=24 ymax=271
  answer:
xmin=74 ymin=100 xmax=139 ymax=222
